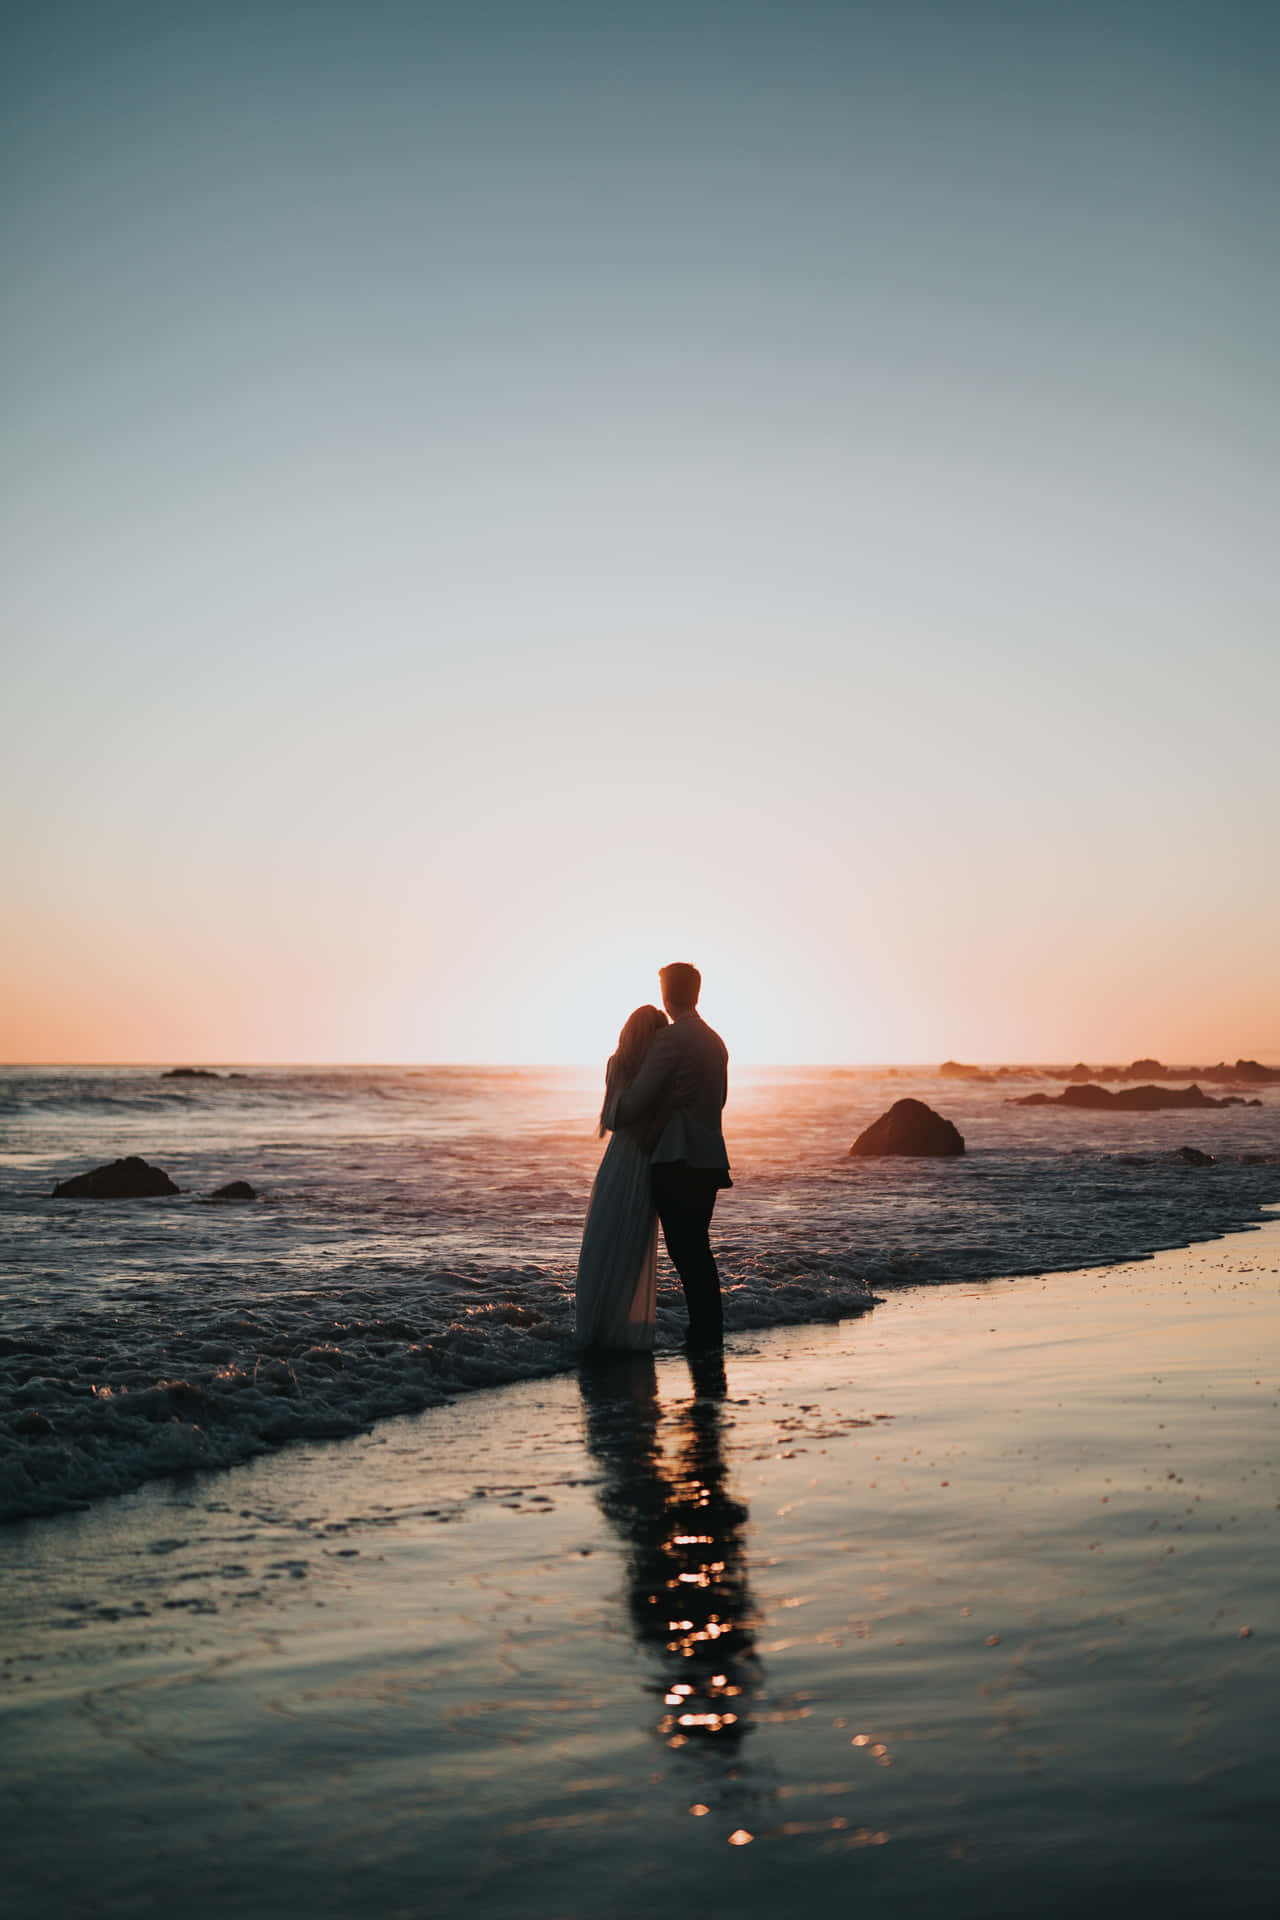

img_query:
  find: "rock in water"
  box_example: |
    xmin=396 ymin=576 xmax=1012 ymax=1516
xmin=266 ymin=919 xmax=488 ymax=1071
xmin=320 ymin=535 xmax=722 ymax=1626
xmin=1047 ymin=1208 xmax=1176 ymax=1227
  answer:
xmin=849 ymin=1099 xmax=965 ymax=1157
xmin=208 ymin=1180 xmax=256 ymax=1202
xmin=1013 ymin=1083 xmax=1237 ymax=1112
xmin=1223 ymin=1058 xmax=1280 ymax=1084
xmin=163 ymin=1067 xmax=220 ymax=1079
xmin=1175 ymin=1146 xmax=1215 ymax=1166
xmin=52 ymin=1156 xmax=180 ymax=1198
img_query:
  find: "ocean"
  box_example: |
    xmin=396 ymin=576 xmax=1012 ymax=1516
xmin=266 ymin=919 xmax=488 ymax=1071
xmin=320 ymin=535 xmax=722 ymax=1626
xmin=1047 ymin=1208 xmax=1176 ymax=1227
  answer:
xmin=2 ymin=1063 xmax=1277 ymax=1522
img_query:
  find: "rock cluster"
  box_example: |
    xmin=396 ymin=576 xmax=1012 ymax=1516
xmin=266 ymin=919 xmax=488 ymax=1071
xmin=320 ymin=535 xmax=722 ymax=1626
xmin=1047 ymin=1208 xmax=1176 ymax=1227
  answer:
xmin=1046 ymin=1057 xmax=1280 ymax=1087
xmin=51 ymin=1159 xmax=258 ymax=1199
xmin=1014 ymin=1084 xmax=1259 ymax=1112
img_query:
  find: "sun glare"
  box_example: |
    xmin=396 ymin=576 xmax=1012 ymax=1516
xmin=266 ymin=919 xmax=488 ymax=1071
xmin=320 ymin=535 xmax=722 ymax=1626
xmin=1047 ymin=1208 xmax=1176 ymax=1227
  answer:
xmin=517 ymin=926 xmax=883 ymax=1067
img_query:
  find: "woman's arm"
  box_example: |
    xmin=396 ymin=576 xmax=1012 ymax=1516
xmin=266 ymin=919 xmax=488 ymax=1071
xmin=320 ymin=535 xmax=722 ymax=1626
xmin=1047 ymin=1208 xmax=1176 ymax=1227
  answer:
xmin=614 ymin=1029 xmax=675 ymax=1130
xmin=598 ymin=1053 xmax=622 ymax=1135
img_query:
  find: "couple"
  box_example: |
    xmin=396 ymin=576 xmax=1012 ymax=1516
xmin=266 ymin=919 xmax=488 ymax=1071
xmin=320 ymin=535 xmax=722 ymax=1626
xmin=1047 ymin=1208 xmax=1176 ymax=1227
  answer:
xmin=576 ymin=962 xmax=731 ymax=1355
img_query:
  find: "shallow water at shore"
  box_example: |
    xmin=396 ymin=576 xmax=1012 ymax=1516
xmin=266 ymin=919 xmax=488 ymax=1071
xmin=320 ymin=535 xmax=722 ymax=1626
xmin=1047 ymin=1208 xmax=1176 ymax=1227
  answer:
xmin=1 ymin=1065 xmax=1277 ymax=1520
xmin=3 ymin=1220 xmax=1277 ymax=1916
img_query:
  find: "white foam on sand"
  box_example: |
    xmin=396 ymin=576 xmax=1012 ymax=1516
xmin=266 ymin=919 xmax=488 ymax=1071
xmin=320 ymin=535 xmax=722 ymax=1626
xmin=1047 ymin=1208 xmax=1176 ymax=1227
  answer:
xmin=2 ymin=1218 xmax=1277 ymax=1917
xmin=0 ymin=1262 xmax=881 ymax=1522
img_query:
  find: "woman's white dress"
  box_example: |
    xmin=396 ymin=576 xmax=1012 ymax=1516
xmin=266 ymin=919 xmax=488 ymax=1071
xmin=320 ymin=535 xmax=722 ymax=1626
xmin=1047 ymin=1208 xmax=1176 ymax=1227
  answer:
xmin=575 ymin=1092 xmax=658 ymax=1351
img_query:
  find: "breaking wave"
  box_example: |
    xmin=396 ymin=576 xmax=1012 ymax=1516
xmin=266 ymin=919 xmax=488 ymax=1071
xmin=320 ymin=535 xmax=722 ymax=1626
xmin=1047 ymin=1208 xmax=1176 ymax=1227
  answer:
xmin=1 ymin=1064 xmax=1276 ymax=1521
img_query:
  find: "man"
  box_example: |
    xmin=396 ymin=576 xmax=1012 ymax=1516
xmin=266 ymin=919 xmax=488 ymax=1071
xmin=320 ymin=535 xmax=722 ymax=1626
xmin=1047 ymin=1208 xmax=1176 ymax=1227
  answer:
xmin=614 ymin=962 xmax=731 ymax=1350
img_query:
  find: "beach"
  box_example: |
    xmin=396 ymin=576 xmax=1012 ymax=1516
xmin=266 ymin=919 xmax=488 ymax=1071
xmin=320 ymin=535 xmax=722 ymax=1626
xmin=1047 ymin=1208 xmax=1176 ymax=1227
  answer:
xmin=4 ymin=1064 xmax=1279 ymax=1524
xmin=9 ymin=5 xmax=1279 ymax=1911
xmin=4 ymin=1215 xmax=1277 ymax=1918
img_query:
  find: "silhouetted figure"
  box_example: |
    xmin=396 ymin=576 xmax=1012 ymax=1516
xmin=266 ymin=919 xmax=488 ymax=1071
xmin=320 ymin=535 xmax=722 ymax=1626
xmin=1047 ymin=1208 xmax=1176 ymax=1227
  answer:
xmin=576 ymin=1004 xmax=669 ymax=1349
xmin=614 ymin=963 xmax=731 ymax=1351
xmin=578 ymin=1350 xmax=759 ymax=1757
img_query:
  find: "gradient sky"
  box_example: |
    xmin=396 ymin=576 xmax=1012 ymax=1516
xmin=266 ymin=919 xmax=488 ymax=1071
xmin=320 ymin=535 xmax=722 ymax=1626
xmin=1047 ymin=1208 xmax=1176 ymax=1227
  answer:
xmin=4 ymin=0 xmax=1278 ymax=1065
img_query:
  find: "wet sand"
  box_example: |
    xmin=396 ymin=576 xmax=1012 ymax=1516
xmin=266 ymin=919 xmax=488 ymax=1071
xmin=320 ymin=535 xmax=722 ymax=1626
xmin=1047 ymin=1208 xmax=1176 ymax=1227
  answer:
xmin=3 ymin=1219 xmax=1278 ymax=1918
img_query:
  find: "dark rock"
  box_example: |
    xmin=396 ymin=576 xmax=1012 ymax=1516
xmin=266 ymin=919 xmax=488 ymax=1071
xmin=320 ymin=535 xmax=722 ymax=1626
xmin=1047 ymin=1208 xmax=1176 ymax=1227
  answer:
xmin=1065 ymin=1062 xmax=1094 ymax=1082
xmin=1013 ymin=1083 xmax=1235 ymax=1112
xmin=850 ymin=1098 xmax=964 ymax=1157
xmin=939 ymin=1060 xmax=982 ymax=1079
xmin=1084 ymin=1056 xmax=1280 ymax=1086
xmin=207 ymin=1180 xmax=256 ymax=1202
xmin=15 ymin=1409 xmax=55 ymax=1437
xmin=1175 ymin=1146 xmax=1215 ymax=1166
xmin=1202 ymin=1058 xmax=1280 ymax=1085
xmin=52 ymin=1156 xmax=181 ymax=1199
xmin=1104 ymin=1084 xmax=1225 ymax=1111
xmin=163 ymin=1067 xmax=220 ymax=1079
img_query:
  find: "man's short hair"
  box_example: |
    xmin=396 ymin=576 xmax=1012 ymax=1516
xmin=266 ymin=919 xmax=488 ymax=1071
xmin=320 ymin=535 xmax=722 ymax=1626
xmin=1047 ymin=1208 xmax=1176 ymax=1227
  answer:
xmin=659 ymin=962 xmax=701 ymax=1012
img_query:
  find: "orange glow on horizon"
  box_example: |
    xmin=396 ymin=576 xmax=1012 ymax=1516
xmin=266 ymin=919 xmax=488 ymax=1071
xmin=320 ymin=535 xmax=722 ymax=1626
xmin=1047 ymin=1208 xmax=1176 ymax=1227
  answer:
xmin=4 ymin=908 xmax=1278 ymax=1069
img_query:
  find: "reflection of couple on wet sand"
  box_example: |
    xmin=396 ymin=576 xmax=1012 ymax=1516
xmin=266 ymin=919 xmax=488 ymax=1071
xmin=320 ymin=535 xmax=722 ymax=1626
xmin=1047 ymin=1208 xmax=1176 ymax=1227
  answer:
xmin=578 ymin=1351 xmax=759 ymax=1754
xmin=576 ymin=963 xmax=731 ymax=1355
xmin=576 ymin=968 xmax=756 ymax=1767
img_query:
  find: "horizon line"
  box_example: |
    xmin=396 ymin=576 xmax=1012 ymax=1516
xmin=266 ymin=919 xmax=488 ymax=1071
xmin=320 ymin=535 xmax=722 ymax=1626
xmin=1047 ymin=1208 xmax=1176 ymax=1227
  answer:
xmin=5 ymin=1054 xmax=1279 ymax=1072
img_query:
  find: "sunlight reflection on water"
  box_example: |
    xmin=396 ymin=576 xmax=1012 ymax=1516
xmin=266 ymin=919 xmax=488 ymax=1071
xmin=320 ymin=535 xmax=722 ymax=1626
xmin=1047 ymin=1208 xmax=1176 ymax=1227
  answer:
xmin=0 ymin=1228 xmax=1277 ymax=1914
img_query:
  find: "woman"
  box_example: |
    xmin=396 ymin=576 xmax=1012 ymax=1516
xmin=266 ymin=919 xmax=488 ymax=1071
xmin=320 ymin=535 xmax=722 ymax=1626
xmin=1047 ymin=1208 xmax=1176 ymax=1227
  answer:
xmin=576 ymin=1004 xmax=668 ymax=1350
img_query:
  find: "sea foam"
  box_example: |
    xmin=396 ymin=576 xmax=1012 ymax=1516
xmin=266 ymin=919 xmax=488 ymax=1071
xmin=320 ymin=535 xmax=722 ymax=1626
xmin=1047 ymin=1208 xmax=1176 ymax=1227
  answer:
xmin=2 ymin=1065 xmax=1276 ymax=1520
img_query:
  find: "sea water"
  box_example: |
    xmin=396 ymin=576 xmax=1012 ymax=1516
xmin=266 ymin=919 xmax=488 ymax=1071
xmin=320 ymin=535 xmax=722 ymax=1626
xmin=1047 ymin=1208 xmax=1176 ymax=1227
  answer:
xmin=1 ymin=1064 xmax=1276 ymax=1520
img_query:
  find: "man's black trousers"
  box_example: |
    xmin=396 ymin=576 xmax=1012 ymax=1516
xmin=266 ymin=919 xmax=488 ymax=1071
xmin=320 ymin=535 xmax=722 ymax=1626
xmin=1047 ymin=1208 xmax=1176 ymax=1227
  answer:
xmin=652 ymin=1163 xmax=725 ymax=1349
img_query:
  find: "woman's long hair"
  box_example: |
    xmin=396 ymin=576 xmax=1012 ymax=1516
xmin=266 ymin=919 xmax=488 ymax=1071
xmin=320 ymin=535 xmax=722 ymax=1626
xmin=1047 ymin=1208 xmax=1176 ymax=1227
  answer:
xmin=600 ymin=1004 xmax=668 ymax=1133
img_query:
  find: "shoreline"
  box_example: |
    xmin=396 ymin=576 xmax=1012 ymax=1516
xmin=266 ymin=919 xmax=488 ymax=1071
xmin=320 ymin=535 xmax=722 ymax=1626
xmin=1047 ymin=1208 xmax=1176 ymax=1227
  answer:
xmin=3 ymin=1217 xmax=1278 ymax=1915
xmin=6 ymin=1060 xmax=1278 ymax=1527
xmin=5 ymin=1191 xmax=1280 ymax=1527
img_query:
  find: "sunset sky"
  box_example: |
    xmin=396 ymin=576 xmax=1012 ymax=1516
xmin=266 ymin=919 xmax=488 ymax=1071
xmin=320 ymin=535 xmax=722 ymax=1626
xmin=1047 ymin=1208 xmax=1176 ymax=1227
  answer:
xmin=4 ymin=1 xmax=1278 ymax=1066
